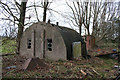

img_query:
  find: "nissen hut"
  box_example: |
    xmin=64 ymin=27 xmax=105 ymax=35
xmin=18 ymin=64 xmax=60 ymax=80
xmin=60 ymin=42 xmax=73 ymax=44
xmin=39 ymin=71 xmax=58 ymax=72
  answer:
xmin=20 ymin=22 xmax=86 ymax=61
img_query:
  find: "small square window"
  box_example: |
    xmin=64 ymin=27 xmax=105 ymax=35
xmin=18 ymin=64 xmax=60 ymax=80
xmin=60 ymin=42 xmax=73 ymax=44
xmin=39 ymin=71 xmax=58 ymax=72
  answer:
xmin=27 ymin=39 xmax=31 ymax=49
xmin=47 ymin=39 xmax=52 ymax=51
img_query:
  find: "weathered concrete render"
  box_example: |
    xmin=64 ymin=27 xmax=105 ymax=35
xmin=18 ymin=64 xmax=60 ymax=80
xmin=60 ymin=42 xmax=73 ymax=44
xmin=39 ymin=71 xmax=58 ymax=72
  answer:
xmin=20 ymin=22 xmax=84 ymax=60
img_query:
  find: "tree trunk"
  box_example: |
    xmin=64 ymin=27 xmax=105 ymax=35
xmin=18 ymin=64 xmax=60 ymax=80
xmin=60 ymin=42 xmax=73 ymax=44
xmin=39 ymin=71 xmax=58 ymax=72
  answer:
xmin=43 ymin=6 xmax=47 ymax=22
xmin=92 ymin=25 xmax=95 ymax=36
xmin=86 ymin=27 xmax=90 ymax=35
xmin=16 ymin=1 xmax=27 ymax=54
xmin=79 ymin=26 xmax=81 ymax=36
xmin=79 ymin=23 xmax=82 ymax=36
xmin=43 ymin=1 xmax=49 ymax=22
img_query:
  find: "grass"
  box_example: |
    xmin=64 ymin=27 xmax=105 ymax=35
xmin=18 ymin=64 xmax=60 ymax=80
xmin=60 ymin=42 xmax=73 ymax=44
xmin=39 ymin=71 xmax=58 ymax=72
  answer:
xmin=2 ymin=55 xmax=118 ymax=79
xmin=97 ymin=42 xmax=118 ymax=49
xmin=1 ymin=39 xmax=119 ymax=79
xmin=0 ymin=38 xmax=16 ymax=54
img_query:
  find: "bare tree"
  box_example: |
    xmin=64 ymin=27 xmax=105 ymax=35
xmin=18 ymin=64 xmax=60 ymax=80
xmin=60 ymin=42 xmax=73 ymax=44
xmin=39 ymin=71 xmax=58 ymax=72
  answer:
xmin=0 ymin=0 xmax=60 ymax=54
xmin=66 ymin=1 xmax=93 ymax=36
xmin=42 ymin=0 xmax=49 ymax=22
xmin=31 ymin=0 xmax=51 ymax=22
xmin=66 ymin=1 xmax=84 ymax=36
xmin=17 ymin=0 xmax=28 ymax=54
xmin=27 ymin=0 xmax=54 ymax=22
xmin=0 ymin=0 xmax=28 ymax=54
xmin=91 ymin=2 xmax=103 ymax=36
xmin=92 ymin=2 xmax=119 ymax=43
xmin=65 ymin=1 xmax=119 ymax=45
xmin=83 ymin=2 xmax=92 ymax=35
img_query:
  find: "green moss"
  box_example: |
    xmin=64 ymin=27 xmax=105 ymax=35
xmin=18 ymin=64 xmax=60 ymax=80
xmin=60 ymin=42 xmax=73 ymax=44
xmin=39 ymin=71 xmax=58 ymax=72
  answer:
xmin=1 ymin=39 xmax=16 ymax=54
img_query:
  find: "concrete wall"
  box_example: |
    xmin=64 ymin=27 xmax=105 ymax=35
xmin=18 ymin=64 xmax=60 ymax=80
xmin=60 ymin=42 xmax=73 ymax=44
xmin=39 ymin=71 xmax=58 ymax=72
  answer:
xmin=33 ymin=23 xmax=44 ymax=59
xmin=20 ymin=24 xmax=35 ymax=58
xmin=20 ymin=22 xmax=67 ymax=60
xmin=20 ymin=23 xmax=45 ymax=59
xmin=45 ymin=25 xmax=67 ymax=60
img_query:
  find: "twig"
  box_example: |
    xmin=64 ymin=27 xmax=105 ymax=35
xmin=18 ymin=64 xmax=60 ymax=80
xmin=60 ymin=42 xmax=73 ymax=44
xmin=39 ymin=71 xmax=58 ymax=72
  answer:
xmin=0 ymin=53 xmax=15 ymax=57
xmin=86 ymin=69 xmax=94 ymax=77
xmin=80 ymin=69 xmax=87 ymax=75
xmin=92 ymin=69 xmax=100 ymax=75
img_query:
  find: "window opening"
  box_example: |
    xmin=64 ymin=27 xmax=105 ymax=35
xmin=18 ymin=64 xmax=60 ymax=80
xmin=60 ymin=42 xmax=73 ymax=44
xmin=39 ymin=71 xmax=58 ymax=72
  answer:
xmin=27 ymin=39 xmax=31 ymax=49
xmin=47 ymin=39 xmax=52 ymax=51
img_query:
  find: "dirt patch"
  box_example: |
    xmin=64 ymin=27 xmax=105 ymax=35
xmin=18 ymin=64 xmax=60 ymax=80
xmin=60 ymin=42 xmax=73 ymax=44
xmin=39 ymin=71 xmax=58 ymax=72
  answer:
xmin=22 ymin=58 xmax=49 ymax=70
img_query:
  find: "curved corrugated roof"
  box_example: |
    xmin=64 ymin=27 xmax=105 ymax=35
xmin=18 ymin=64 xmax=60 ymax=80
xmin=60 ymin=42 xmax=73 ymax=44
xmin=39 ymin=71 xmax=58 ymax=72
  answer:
xmin=24 ymin=22 xmax=86 ymax=59
xmin=54 ymin=25 xmax=84 ymax=59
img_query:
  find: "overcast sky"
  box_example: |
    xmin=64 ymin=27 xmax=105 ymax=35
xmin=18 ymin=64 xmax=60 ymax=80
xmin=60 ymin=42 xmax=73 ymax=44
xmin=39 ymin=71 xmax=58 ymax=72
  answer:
xmin=0 ymin=0 xmax=120 ymax=36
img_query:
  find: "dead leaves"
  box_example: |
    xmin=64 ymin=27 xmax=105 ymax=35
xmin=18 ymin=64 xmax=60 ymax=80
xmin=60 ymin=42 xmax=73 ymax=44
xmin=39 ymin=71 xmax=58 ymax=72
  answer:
xmin=2 ymin=54 xmax=118 ymax=78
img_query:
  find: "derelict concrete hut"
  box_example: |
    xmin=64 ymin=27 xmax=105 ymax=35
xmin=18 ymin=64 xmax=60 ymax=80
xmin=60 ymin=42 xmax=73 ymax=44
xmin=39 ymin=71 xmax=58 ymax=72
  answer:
xmin=20 ymin=22 xmax=85 ymax=60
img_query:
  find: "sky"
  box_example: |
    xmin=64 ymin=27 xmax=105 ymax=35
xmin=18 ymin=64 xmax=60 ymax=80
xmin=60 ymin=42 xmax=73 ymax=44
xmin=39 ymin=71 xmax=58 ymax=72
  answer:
xmin=24 ymin=0 xmax=87 ymax=34
xmin=0 ymin=0 xmax=120 ymax=36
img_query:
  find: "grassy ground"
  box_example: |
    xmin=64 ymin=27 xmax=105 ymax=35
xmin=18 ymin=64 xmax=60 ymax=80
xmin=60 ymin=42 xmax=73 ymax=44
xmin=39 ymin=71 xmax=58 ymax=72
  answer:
xmin=0 ymin=38 xmax=16 ymax=54
xmin=96 ymin=42 xmax=118 ymax=49
xmin=1 ymin=39 xmax=119 ymax=79
xmin=2 ymin=54 xmax=118 ymax=79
